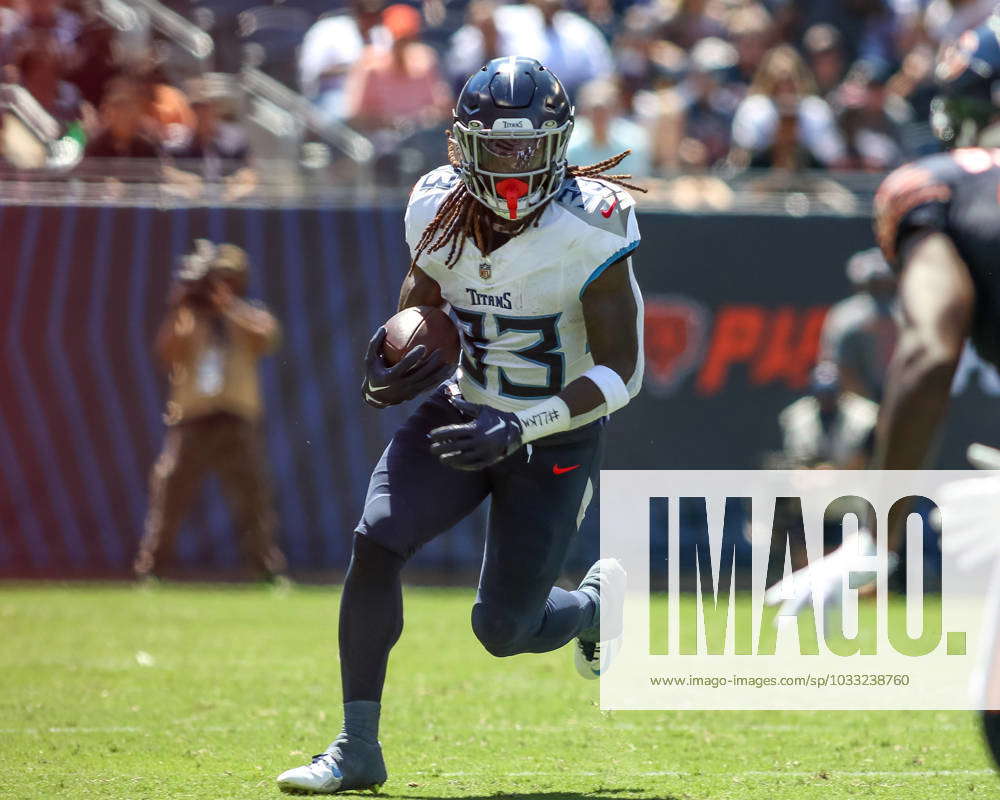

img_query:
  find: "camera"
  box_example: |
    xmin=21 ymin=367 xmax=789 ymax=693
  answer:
xmin=175 ymin=239 xmax=223 ymax=307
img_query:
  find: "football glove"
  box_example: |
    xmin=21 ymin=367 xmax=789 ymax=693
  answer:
xmin=763 ymin=530 xmax=890 ymax=621
xmin=428 ymin=397 xmax=523 ymax=470
xmin=361 ymin=327 xmax=454 ymax=409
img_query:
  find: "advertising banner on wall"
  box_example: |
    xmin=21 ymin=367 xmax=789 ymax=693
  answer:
xmin=2 ymin=205 xmax=1000 ymax=576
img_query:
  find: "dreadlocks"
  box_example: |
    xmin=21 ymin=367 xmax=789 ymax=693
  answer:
xmin=410 ymin=136 xmax=647 ymax=270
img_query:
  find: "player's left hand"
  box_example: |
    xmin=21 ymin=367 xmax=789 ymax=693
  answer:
xmin=938 ymin=474 xmax=1000 ymax=571
xmin=428 ymin=398 xmax=523 ymax=470
xmin=763 ymin=530 xmax=888 ymax=621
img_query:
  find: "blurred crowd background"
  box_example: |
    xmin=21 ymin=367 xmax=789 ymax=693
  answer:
xmin=0 ymin=0 xmax=994 ymax=199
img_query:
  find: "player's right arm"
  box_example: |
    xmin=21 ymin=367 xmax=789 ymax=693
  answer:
xmin=873 ymin=231 xmax=974 ymax=547
xmin=362 ymin=177 xmax=456 ymax=409
xmin=871 ymin=156 xmax=975 ymax=548
xmin=873 ymin=231 xmax=974 ymax=469
xmin=396 ymin=264 xmax=444 ymax=312
xmin=766 ymin=157 xmax=974 ymax=618
xmin=361 ymin=268 xmax=453 ymax=408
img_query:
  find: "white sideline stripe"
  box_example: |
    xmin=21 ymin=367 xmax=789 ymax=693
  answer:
xmin=414 ymin=769 xmax=995 ymax=778
xmin=0 ymin=725 xmax=235 ymax=734
xmin=0 ymin=722 xmax=965 ymax=736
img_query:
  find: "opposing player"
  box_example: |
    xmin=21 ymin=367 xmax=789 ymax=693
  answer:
xmin=765 ymin=15 xmax=1000 ymax=768
xmin=276 ymin=56 xmax=645 ymax=793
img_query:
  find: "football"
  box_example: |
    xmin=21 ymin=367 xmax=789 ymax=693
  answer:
xmin=381 ymin=305 xmax=461 ymax=368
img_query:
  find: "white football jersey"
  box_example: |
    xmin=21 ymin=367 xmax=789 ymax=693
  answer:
xmin=404 ymin=165 xmax=644 ymax=430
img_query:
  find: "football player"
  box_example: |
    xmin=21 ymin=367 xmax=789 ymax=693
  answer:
xmin=276 ymin=56 xmax=645 ymax=793
xmin=765 ymin=14 xmax=1000 ymax=769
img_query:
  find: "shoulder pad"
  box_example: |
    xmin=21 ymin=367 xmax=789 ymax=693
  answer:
xmin=553 ymin=176 xmax=635 ymax=238
xmin=405 ymin=165 xmax=462 ymax=266
xmin=409 ymin=165 xmax=461 ymax=204
xmin=874 ymin=156 xmax=953 ymax=264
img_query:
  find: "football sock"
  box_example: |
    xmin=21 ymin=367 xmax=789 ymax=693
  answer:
xmin=543 ymin=586 xmax=598 ymax=645
xmin=342 ymin=700 xmax=381 ymax=744
xmin=472 ymin=586 xmax=595 ymax=656
xmin=340 ymin=534 xmax=405 ymax=703
xmin=577 ymin=585 xmax=600 ymax=638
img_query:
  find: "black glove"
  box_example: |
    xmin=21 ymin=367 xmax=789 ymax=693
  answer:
xmin=428 ymin=397 xmax=524 ymax=470
xmin=362 ymin=327 xmax=454 ymax=409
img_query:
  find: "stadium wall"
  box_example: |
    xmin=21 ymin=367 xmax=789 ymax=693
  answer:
xmin=2 ymin=203 xmax=1000 ymax=579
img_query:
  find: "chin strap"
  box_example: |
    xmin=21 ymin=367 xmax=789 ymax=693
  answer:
xmin=495 ymin=178 xmax=529 ymax=220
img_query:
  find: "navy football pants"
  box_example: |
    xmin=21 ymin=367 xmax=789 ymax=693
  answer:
xmin=341 ymin=388 xmax=604 ymax=701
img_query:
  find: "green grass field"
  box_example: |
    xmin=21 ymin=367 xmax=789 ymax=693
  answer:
xmin=1 ymin=583 xmax=996 ymax=799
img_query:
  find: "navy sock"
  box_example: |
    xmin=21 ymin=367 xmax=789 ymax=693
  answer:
xmin=526 ymin=587 xmax=596 ymax=653
xmin=342 ymin=700 xmax=381 ymax=744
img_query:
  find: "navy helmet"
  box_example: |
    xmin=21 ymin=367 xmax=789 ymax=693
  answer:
xmin=932 ymin=15 xmax=1000 ymax=147
xmin=453 ymin=56 xmax=574 ymax=220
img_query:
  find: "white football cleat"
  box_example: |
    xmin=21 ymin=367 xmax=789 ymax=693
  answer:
xmin=574 ymin=558 xmax=626 ymax=680
xmin=276 ymin=753 xmax=344 ymax=795
xmin=276 ymin=735 xmax=386 ymax=794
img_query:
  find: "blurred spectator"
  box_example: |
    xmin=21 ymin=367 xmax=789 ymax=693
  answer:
xmin=299 ymin=0 xmax=391 ymax=122
xmin=803 ymin=23 xmax=846 ymax=98
xmin=818 ymin=247 xmax=898 ymax=401
xmin=568 ymin=79 xmax=651 ymax=176
xmin=834 ymin=60 xmax=908 ymax=171
xmin=344 ymin=4 xmax=452 ymax=135
xmin=13 ymin=30 xmax=92 ymax=139
xmin=448 ymin=0 xmax=504 ymax=88
xmin=886 ymin=45 xmax=940 ymax=156
xmin=167 ymin=75 xmax=257 ymax=201
xmin=139 ymin=66 xmax=197 ymax=154
xmin=661 ymin=0 xmax=729 ymax=50
xmin=448 ymin=0 xmax=614 ymax=97
xmin=613 ymin=5 xmax=687 ymax=109
xmin=727 ymin=4 xmax=773 ymax=87
xmin=778 ymin=361 xmax=878 ymax=469
xmin=519 ymin=0 xmax=615 ymax=96
xmin=135 ymin=241 xmax=287 ymax=583
xmin=924 ymin=0 xmax=996 ymax=46
xmin=64 ymin=3 xmax=119 ymax=109
xmin=0 ymin=0 xmax=25 ymax=66
xmin=655 ymin=37 xmax=739 ymax=169
xmin=773 ymin=0 xmax=898 ymax=70
xmin=85 ymin=82 xmax=159 ymax=159
xmin=730 ymin=44 xmax=846 ymax=169
xmin=18 ymin=0 xmax=80 ymax=63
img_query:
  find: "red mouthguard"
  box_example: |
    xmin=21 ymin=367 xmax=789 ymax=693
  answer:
xmin=495 ymin=178 xmax=529 ymax=220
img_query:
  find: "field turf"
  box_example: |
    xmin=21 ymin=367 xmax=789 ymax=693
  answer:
xmin=0 ymin=583 xmax=996 ymax=799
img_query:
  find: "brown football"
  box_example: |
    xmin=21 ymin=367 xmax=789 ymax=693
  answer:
xmin=381 ymin=305 xmax=461 ymax=368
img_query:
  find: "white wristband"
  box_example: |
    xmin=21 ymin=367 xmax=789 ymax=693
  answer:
xmin=514 ymin=396 xmax=571 ymax=443
xmin=582 ymin=365 xmax=631 ymax=414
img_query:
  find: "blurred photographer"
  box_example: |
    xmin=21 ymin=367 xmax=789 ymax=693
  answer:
xmin=135 ymin=240 xmax=287 ymax=582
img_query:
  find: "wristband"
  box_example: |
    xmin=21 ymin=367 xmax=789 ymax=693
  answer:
xmin=514 ymin=396 xmax=571 ymax=443
xmin=582 ymin=365 xmax=631 ymax=414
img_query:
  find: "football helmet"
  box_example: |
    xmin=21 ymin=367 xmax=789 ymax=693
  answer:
xmin=453 ymin=56 xmax=574 ymax=220
xmin=931 ymin=15 xmax=1000 ymax=147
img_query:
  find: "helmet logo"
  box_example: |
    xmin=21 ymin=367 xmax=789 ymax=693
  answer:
xmin=492 ymin=118 xmax=532 ymax=131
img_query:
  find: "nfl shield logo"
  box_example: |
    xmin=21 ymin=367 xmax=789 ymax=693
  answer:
xmin=479 ymin=261 xmax=492 ymax=280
